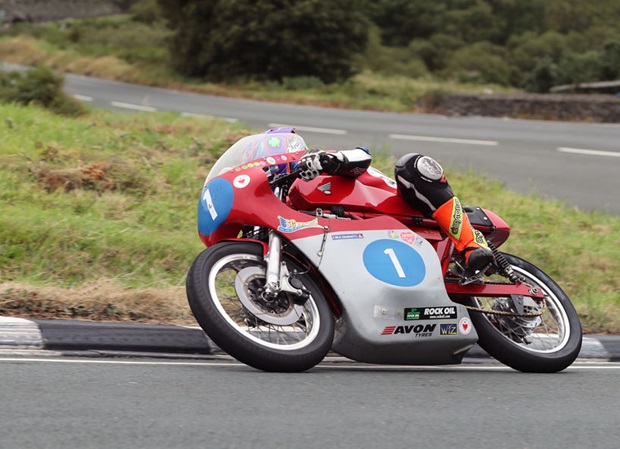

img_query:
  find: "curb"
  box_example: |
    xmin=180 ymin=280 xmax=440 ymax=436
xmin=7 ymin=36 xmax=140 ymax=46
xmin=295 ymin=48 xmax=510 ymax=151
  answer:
xmin=1 ymin=317 xmax=619 ymax=362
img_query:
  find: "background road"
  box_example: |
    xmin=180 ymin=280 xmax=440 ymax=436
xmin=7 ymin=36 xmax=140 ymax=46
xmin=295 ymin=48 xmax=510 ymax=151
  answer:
xmin=58 ymin=71 xmax=620 ymax=215
xmin=2 ymin=356 xmax=619 ymax=449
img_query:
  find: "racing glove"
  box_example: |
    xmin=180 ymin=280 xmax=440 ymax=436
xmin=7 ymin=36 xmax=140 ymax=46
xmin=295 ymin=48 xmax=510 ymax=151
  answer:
xmin=298 ymin=150 xmax=341 ymax=181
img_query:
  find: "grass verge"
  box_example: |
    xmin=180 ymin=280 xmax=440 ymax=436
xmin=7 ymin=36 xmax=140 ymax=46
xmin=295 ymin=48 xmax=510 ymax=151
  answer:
xmin=0 ymin=103 xmax=618 ymax=332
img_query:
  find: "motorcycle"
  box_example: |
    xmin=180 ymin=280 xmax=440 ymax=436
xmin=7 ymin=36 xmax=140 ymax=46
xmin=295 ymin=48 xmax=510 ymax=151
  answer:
xmin=186 ymin=129 xmax=582 ymax=372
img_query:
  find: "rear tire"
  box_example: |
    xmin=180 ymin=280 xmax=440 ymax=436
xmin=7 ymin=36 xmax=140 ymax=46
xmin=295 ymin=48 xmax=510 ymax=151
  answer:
xmin=467 ymin=253 xmax=582 ymax=373
xmin=186 ymin=241 xmax=334 ymax=372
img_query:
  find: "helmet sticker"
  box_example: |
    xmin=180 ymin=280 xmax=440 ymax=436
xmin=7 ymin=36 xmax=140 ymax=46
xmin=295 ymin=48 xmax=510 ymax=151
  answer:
xmin=268 ymin=137 xmax=281 ymax=148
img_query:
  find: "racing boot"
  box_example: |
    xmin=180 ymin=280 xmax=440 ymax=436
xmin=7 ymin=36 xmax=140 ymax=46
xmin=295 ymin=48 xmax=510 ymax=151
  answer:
xmin=432 ymin=196 xmax=494 ymax=274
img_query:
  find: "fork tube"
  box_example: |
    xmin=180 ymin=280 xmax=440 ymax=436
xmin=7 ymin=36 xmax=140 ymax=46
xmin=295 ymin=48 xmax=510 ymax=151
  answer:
xmin=265 ymin=230 xmax=282 ymax=296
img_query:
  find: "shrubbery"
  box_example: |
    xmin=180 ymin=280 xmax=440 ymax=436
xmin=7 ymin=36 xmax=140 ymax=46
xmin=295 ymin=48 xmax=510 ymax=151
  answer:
xmin=157 ymin=0 xmax=368 ymax=84
xmin=0 ymin=66 xmax=87 ymax=116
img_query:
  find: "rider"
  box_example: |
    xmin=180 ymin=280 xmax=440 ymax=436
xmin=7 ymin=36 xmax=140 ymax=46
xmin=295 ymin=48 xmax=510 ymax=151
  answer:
xmin=297 ymin=146 xmax=495 ymax=274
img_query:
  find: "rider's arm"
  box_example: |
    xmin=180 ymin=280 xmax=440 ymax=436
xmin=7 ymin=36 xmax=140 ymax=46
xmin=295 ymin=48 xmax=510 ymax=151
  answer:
xmin=328 ymin=147 xmax=372 ymax=178
xmin=299 ymin=147 xmax=371 ymax=181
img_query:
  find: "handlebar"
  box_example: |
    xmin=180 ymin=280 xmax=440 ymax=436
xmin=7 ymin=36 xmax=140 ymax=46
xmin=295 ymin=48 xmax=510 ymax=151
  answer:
xmin=270 ymin=168 xmax=302 ymax=189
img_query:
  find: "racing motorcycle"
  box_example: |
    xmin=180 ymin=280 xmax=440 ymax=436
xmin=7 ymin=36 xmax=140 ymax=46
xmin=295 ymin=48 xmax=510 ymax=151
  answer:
xmin=186 ymin=129 xmax=582 ymax=373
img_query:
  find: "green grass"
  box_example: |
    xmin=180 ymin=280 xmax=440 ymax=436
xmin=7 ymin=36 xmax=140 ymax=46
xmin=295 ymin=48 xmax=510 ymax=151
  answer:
xmin=0 ymin=15 xmax=617 ymax=331
xmin=0 ymin=103 xmax=618 ymax=331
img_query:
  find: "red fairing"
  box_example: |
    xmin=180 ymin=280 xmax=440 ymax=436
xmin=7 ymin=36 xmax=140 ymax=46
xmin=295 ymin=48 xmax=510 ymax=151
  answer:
xmin=289 ymin=169 xmax=421 ymax=218
xmin=478 ymin=208 xmax=510 ymax=247
xmin=288 ymin=168 xmax=511 ymax=247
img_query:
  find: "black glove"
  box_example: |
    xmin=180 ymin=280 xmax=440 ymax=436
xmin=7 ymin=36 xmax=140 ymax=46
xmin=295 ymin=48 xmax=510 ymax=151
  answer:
xmin=298 ymin=151 xmax=343 ymax=181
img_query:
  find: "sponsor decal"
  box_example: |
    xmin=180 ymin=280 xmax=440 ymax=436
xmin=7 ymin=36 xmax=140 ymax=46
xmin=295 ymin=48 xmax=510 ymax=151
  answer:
xmin=450 ymin=198 xmax=463 ymax=238
xmin=439 ymin=323 xmax=458 ymax=336
xmin=388 ymin=230 xmax=399 ymax=239
xmin=331 ymin=233 xmax=364 ymax=240
xmin=381 ymin=323 xmax=436 ymax=337
xmin=318 ymin=182 xmax=332 ymax=193
xmin=277 ymin=216 xmax=322 ymax=233
xmin=404 ymin=308 xmax=421 ymax=320
xmin=459 ymin=317 xmax=472 ymax=335
xmin=233 ymin=174 xmax=250 ymax=189
xmin=404 ymin=307 xmax=457 ymax=320
xmin=266 ymin=157 xmax=277 ymax=165
xmin=400 ymin=231 xmax=416 ymax=245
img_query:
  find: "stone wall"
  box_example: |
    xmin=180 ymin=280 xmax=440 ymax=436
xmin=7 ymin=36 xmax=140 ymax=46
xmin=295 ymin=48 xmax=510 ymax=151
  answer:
xmin=0 ymin=0 xmax=136 ymax=23
xmin=433 ymin=92 xmax=620 ymax=123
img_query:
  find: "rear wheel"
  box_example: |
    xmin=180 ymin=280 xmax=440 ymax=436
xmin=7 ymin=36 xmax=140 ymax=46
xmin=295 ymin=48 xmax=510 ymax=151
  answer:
xmin=467 ymin=253 xmax=582 ymax=373
xmin=186 ymin=241 xmax=334 ymax=372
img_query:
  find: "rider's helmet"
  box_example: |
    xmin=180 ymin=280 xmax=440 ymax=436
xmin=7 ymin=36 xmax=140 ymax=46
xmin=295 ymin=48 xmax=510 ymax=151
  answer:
xmin=240 ymin=127 xmax=309 ymax=176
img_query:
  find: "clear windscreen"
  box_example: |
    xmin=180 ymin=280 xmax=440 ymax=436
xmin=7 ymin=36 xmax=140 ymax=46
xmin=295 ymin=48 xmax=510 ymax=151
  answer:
xmin=206 ymin=132 xmax=308 ymax=182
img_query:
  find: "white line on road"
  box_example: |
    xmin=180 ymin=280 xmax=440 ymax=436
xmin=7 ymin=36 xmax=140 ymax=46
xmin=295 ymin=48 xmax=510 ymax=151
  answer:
xmin=0 ymin=358 xmax=618 ymax=370
xmin=390 ymin=134 xmax=498 ymax=146
xmin=73 ymin=94 xmax=93 ymax=102
xmin=110 ymin=101 xmax=157 ymax=112
xmin=558 ymin=147 xmax=620 ymax=158
xmin=268 ymin=123 xmax=347 ymax=135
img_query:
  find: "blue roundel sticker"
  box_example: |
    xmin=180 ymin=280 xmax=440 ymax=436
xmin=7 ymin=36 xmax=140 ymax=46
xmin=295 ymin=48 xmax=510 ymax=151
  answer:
xmin=362 ymin=240 xmax=426 ymax=287
xmin=197 ymin=178 xmax=234 ymax=236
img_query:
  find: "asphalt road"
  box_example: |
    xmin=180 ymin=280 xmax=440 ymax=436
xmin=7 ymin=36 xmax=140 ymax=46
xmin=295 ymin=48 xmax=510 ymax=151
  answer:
xmin=2 ymin=356 xmax=619 ymax=449
xmin=56 ymin=71 xmax=620 ymax=215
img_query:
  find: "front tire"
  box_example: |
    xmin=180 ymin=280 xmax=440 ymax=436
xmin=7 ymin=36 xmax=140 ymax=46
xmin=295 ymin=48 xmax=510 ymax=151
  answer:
xmin=468 ymin=253 xmax=582 ymax=373
xmin=186 ymin=241 xmax=335 ymax=372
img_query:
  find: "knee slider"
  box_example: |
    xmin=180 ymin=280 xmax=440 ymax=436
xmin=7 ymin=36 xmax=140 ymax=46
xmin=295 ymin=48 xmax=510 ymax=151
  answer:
xmin=415 ymin=155 xmax=444 ymax=182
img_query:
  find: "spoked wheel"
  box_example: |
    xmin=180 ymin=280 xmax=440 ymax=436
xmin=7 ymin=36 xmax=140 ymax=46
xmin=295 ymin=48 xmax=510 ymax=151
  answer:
xmin=186 ymin=241 xmax=334 ymax=372
xmin=466 ymin=253 xmax=582 ymax=373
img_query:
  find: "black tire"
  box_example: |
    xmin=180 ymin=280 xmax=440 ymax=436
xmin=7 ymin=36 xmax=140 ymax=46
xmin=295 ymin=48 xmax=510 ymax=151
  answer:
xmin=186 ymin=241 xmax=335 ymax=372
xmin=467 ymin=253 xmax=582 ymax=373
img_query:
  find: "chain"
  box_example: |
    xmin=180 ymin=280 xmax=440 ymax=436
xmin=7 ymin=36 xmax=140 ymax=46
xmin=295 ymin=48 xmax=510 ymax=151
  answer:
xmin=462 ymin=297 xmax=546 ymax=317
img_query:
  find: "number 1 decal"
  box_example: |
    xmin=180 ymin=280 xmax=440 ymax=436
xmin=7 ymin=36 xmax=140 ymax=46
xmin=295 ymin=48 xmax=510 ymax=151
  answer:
xmin=203 ymin=188 xmax=218 ymax=220
xmin=384 ymin=248 xmax=406 ymax=278
xmin=363 ymin=239 xmax=426 ymax=287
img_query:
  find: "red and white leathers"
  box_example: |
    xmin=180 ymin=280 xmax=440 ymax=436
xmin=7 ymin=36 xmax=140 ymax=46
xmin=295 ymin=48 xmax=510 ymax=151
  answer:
xmin=394 ymin=153 xmax=494 ymax=273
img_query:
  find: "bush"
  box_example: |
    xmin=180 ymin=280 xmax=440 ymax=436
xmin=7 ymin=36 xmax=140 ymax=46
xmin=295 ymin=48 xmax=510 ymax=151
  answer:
xmin=522 ymin=57 xmax=558 ymax=93
xmin=444 ymin=42 xmax=511 ymax=85
xmin=0 ymin=66 xmax=87 ymax=116
xmin=130 ymin=0 xmax=162 ymax=25
xmin=158 ymin=0 xmax=369 ymax=84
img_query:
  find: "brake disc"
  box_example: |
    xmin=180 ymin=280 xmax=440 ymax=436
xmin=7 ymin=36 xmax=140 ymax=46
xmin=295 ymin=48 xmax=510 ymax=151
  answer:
xmin=234 ymin=266 xmax=304 ymax=326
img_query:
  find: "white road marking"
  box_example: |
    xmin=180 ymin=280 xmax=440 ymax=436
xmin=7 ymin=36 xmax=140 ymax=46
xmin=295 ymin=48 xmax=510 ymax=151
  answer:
xmin=181 ymin=112 xmax=238 ymax=123
xmin=268 ymin=123 xmax=347 ymax=135
xmin=110 ymin=101 xmax=157 ymax=112
xmin=0 ymin=358 xmax=617 ymax=370
xmin=557 ymin=147 xmax=620 ymax=158
xmin=390 ymin=134 xmax=498 ymax=146
xmin=73 ymin=94 xmax=93 ymax=102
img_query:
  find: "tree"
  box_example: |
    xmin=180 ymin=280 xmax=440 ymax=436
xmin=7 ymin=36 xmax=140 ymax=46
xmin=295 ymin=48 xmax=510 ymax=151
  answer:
xmin=522 ymin=56 xmax=558 ymax=93
xmin=157 ymin=0 xmax=369 ymax=84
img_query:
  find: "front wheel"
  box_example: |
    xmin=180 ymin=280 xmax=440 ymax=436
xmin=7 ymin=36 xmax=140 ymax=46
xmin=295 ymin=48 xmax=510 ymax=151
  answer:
xmin=186 ymin=241 xmax=335 ymax=372
xmin=467 ymin=253 xmax=582 ymax=373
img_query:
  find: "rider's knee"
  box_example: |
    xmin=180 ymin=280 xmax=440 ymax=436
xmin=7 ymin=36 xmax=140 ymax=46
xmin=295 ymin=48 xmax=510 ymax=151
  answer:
xmin=394 ymin=153 xmax=454 ymax=216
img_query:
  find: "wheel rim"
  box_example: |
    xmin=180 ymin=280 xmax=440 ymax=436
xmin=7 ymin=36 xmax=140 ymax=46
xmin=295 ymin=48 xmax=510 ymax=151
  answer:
xmin=474 ymin=266 xmax=572 ymax=354
xmin=208 ymin=253 xmax=322 ymax=351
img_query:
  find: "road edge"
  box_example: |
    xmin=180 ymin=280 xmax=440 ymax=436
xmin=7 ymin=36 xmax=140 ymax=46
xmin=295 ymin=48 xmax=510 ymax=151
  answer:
xmin=1 ymin=317 xmax=618 ymax=362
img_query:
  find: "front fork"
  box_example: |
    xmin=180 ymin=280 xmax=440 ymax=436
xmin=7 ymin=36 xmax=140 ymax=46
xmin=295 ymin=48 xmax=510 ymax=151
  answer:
xmin=263 ymin=230 xmax=309 ymax=301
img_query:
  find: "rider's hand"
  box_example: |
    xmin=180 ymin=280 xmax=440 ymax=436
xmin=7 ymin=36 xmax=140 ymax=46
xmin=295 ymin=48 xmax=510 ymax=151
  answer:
xmin=298 ymin=151 xmax=325 ymax=181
